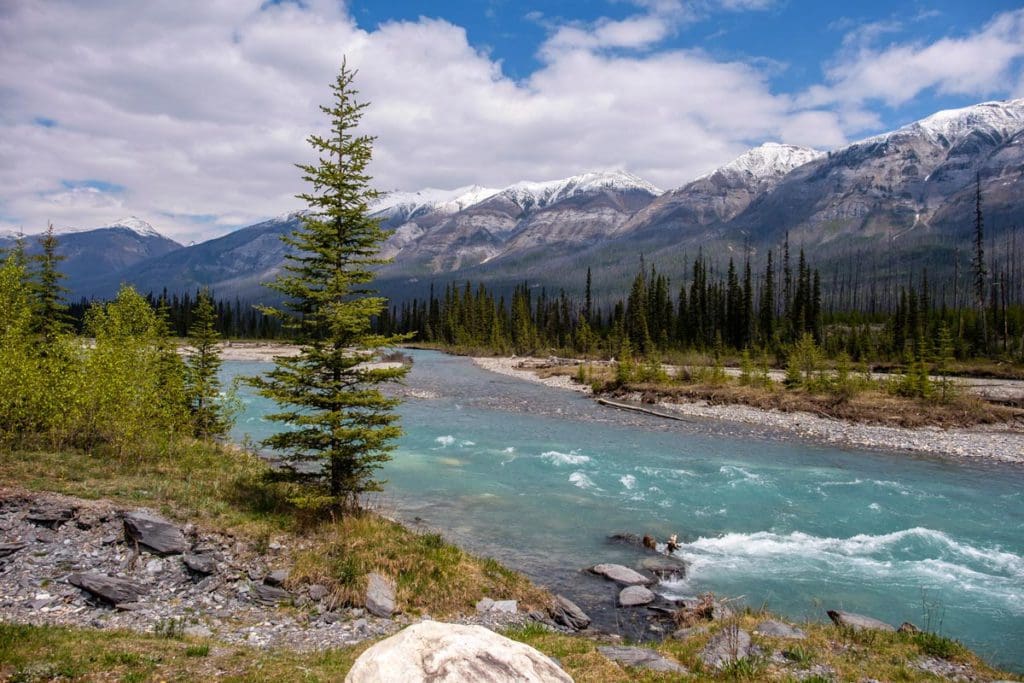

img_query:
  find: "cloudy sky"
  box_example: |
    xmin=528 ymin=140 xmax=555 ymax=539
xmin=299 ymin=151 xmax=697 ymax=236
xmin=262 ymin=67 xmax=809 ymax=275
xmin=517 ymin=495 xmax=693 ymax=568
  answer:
xmin=2 ymin=0 xmax=1023 ymax=242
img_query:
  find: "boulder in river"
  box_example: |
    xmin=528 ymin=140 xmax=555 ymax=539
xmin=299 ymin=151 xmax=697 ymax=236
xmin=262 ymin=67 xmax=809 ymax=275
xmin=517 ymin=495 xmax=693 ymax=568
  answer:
xmin=588 ymin=563 xmax=654 ymax=586
xmin=598 ymin=645 xmax=687 ymax=674
xmin=618 ymin=585 xmax=655 ymax=607
xmin=123 ymin=510 xmax=188 ymax=555
xmin=637 ymin=555 xmax=688 ymax=580
xmin=548 ymin=595 xmax=590 ymax=630
xmin=345 ymin=620 xmax=572 ymax=682
xmin=365 ymin=572 xmax=395 ymax=618
xmin=827 ymin=610 xmax=895 ymax=632
xmin=68 ymin=572 xmax=144 ymax=606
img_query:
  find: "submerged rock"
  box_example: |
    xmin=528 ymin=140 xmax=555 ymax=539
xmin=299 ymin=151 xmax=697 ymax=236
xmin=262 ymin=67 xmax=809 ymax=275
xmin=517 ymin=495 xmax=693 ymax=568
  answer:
xmin=827 ymin=610 xmax=895 ymax=632
xmin=365 ymin=572 xmax=395 ymax=618
xmin=123 ymin=510 xmax=188 ymax=555
xmin=588 ymin=563 xmax=654 ymax=586
xmin=549 ymin=595 xmax=590 ymax=630
xmin=637 ymin=555 xmax=687 ymax=580
xmin=345 ymin=620 xmax=572 ymax=682
xmin=598 ymin=645 xmax=687 ymax=674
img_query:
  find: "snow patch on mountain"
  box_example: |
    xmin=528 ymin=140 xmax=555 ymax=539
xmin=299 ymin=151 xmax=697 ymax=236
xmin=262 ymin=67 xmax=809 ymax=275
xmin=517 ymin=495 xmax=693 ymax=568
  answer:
xmin=697 ymin=143 xmax=825 ymax=183
xmin=499 ymin=170 xmax=662 ymax=211
xmin=55 ymin=216 xmax=165 ymax=238
xmin=866 ymin=99 xmax=1024 ymax=147
xmin=372 ymin=185 xmax=500 ymax=218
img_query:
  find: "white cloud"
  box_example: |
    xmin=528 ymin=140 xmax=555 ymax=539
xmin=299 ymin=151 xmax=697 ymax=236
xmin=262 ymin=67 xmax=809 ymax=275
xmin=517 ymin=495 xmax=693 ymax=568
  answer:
xmin=806 ymin=9 xmax=1024 ymax=108
xmin=0 ymin=1 xmax=1013 ymax=243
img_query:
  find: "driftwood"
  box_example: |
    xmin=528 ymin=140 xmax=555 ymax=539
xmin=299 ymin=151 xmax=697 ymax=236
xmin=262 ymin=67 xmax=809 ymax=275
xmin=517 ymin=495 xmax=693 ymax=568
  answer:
xmin=595 ymin=398 xmax=695 ymax=422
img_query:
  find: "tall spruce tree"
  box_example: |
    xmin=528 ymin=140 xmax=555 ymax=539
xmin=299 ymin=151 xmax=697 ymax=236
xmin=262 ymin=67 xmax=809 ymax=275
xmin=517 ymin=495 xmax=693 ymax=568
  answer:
xmin=251 ymin=59 xmax=407 ymax=511
xmin=186 ymin=290 xmax=230 ymax=439
xmin=32 ymin=224 xmax=73 ymax=341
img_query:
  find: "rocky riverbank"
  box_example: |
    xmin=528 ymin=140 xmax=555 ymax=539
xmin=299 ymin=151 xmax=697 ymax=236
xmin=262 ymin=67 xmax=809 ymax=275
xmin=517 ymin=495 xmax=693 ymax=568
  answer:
xmin=472 ymin=356 xmax=1024 ymax=464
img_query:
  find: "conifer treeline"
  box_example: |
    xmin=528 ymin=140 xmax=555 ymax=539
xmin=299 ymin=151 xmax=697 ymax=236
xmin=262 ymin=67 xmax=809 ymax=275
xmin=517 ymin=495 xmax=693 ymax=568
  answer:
xmin=377 ymin=241 xmax=1023 ymax=362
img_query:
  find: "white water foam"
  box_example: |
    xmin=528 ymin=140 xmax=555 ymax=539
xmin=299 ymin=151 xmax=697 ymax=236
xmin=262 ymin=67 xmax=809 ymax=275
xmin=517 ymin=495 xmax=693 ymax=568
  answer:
xmin=569 ymin=471 xmax=599 ymax=490
xmin=542 ymin=449 xmax=591 ymax=466
xmin=719 ymin=465 xmax=767 ymax=487
xmin=435 ymin=435 xmax=455 ymax=447
xmin=460 ymin=440 xmax=476 ymax=447
xmin=503 ymin=447 xmax=515 ymax=453
xmin=620 ymin=474 xmax=637 ymax=490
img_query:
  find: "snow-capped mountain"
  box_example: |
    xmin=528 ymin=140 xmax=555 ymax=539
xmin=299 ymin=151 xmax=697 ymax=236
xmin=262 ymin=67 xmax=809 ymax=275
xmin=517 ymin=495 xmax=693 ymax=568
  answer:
xmin=54 ymin=216 xmax=166 ymax=239
xmin=372 ymin=185 xmax=500 ymax=221
xmin=378 ymin=170 xmax=663 ymax=273
xmin=618 ymin=143 xmax=824 ymax=237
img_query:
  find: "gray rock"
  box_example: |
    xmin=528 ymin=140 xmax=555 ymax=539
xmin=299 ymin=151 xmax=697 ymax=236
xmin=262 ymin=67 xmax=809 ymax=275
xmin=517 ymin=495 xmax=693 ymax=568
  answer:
xmin=618 ymin=585 xmax=655 ymax=607
xmin=598 ymin=645 xmax=687 ymax=673
xmin=183 ymin=624 xmax=213 ymax=638
xmin=897 ymin=621 xmax=920 ymax=633
xmin=0 ymin=542 xmax=26 ymax=558
xmin=754 ymin=619 xmax=807 ymax=639
xmin=67 ymin=572 xmax=144 ymax=606
xmin=700 ymin=626 xmax=752 ymax=668
xmin=265 ymin=569 xmax=289 ymax=587
xmin=549 ymin=594 xmax=591 ymax=630
xmin=25 ymin=507 xmax=75 ymax=528
xmin=827 ymin=610 xmax=895 ymax=632
xmin=637 ymin=555 xmax=688 ymax=580
xmin=123 ymin=510 xmax=188 ymax=555
xmin=672 ymin=625 xmax=709 ymax=640
xmin=346 ymin=620 xmax=572 ymax=682
xmin=252 ymin=583 xmax=291 ymax=606
xmin=365 ymin=572 xmax=395 ymax=618
xmin=183 ymin=552 xmax=217 ymax=575
xmin=475 ymin=597 xmax=494 ymax=613
xmin=307 ymin=584 xmax=329 ymax=601
xmin=145 ymin=558 xmax=164 ymax=574
xmin=491 ymin=599 xmax=517 ymax=614
xmin=588 ymin=563 xmax=654 ymax=586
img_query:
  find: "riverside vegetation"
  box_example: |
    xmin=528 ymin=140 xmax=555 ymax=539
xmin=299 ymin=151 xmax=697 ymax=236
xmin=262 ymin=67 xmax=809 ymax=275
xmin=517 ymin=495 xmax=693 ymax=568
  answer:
xmin=2 ymin=69 xmax=1021 ymax=681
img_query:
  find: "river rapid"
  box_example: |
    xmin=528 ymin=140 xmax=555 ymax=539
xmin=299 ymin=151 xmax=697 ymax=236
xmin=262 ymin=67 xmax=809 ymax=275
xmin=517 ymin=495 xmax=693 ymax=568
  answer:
xmin=224 ymin=349 xmax=1024 ymax=671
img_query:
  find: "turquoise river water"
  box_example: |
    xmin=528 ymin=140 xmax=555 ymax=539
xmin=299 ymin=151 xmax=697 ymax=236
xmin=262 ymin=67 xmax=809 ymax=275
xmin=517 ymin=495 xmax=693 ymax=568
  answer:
xmin=224 ymin=349 xmax=1024 ymax=671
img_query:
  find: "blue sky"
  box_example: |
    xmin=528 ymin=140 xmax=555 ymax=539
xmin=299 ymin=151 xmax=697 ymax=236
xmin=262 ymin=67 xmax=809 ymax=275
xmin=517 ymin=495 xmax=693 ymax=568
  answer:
xmin=1 ymin=0 xmax=1023 ymax=241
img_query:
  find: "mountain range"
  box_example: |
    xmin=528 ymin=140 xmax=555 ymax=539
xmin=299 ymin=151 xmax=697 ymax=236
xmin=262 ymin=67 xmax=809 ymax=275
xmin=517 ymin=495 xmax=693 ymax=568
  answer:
xmin=3 ymin=98 xmax=1022 ymax=304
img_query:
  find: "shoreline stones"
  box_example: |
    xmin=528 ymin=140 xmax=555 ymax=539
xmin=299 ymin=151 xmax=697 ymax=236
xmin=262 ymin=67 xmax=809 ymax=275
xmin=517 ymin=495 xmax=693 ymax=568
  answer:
xmin=345 ymin=620 xmax=573 ymax=683
xmin=365 ymin=572 xmax=395 ymax=618
xmin=598 ymin=645 xmax=687 ymax=674
xmin=700 ymin=626 xmax=752 ymax=669
xmin=67 ymin=572 xmax=145 ymax=606
xmin=827 ymin=609 xmax=895 ymax=632
xmin=123 ymin=510 xmax=188 ymax=555
xmin=754 ymin=619 xmax=807 ymax=639
xmin=618 ymin=585 xmax=655 ymax=607
xmin=548 ymin=595 xmax=590 ymax=631
xmin=588 ymin=563 xmax=654 ymax=586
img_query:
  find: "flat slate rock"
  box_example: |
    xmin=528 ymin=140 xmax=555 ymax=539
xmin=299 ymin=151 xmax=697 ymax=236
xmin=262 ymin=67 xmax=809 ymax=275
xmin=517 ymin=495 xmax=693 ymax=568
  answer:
xmin=68 ymin=572 xmax=145 ymax=606
xmin=618 ymin=585 xmax=655 ymax=607
xmin=365 ymin=572 xmax=395 ymax=618
xmin=827 ymin=609 xmax=895 ymax=632
xmin=0 ymin=542 xmax=27 ymax=558
xmin=598 ymin=646 xmax=688 ymax=674
xmin=123 ymin=510 xmax=188 ymax=555
xmin=25 ymin=507 xmax=75 ymax=528
xmin=252 ymin=583 xmax=291 ymax=605
xmin=638 ymin=555 xmax=688 ymax=579
xmin=182 ymin=552 xmax=217 ymax=575
xmin=588 ymin=563 xmax=654 ymax=586
xmin=700 ymin=627 xmax=752 ymax=668
xmin=264 ymin=569 xmax=289 ymax=586
xmin=754 ymin=619 xmax=807 ymax=639
xmin=673 ymin=625 xmax=709 ymax=640
xmin=549 ymin=594 xmax=591 ymax=630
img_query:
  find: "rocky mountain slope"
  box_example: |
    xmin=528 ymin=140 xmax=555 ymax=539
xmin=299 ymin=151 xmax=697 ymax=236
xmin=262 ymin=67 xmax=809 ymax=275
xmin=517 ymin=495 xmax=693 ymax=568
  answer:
xmin=11 ymin=98 xmax=1023 ymax=302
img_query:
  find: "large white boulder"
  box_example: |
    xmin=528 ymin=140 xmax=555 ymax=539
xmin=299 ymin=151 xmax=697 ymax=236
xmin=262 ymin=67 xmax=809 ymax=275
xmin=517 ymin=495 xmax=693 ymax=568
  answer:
xmin=345 ymin=620 xmax=573 ymax=682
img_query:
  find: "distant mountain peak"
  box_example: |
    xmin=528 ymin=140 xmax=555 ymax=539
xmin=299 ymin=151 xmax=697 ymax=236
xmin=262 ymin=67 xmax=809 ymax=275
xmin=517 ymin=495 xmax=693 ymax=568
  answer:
xmin=697 ymin=142 xmax=825 ymax=184
xmin=500 ymin=170 xmax=662 ymax=211
xmin=106 ymin=216 xmax=163 ymax=238
xmin=371 ymin=185 xmax=501 ymax=218
xmin=861 ymin=98 xmax=1024 ymax=148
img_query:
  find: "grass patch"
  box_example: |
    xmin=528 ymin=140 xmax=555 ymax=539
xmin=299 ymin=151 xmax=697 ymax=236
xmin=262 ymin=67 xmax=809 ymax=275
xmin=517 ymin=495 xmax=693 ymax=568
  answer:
xmin=0 ymin=445 xmax=549 ymax=618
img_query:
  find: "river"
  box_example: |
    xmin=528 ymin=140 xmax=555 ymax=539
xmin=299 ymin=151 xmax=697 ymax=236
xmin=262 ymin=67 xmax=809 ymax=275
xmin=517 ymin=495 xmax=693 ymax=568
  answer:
xmin=223 ymin=349 xmax=1024 ymax=671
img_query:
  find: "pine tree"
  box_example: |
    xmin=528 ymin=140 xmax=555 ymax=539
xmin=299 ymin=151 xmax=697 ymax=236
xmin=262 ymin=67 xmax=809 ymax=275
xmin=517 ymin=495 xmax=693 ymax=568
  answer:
xmin=250 ymin=60 xmax=408 ymax=511
xmin=32 ymin=224 xmax=73 ymax=341
xmin=186 ymin=290 xmax=231 ymax=438
xmin=971 ymin=174 xmax=987 ymax=352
